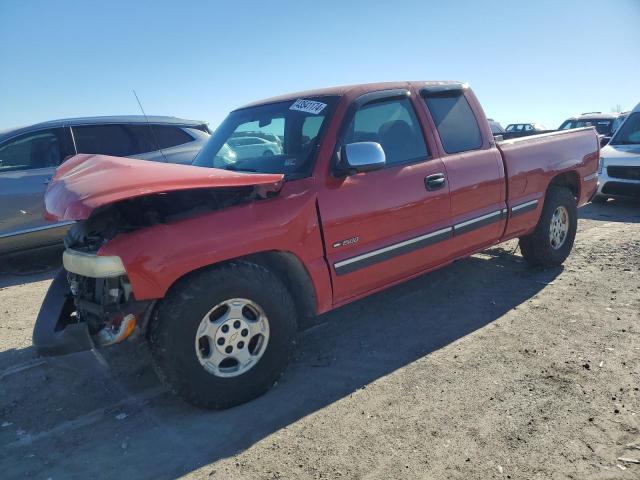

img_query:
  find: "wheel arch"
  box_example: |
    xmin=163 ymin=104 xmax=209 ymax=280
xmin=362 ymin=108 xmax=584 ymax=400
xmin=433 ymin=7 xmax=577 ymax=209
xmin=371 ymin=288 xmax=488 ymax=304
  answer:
xmin=240 ymin=250 xmax=318 ymax=324
xmin=547 ymin=170 xmax=580 ymax=201
xmin=142 ymin=250 xmax=318 ymax=335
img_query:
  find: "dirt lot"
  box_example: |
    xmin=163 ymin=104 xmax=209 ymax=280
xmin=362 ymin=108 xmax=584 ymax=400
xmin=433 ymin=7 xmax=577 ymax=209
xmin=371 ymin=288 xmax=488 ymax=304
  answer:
xmin=0 ymin=200 xmax=638 ymax=480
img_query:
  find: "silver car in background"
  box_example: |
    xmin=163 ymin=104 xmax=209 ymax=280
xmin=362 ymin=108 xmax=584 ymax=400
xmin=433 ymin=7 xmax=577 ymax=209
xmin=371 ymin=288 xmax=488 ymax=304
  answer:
xmin=595 ymin=102 xmax=640 ymax=201
xmin=0 ymin=115 xmax=210 ymax=254
xmin=226 ymin=136 xmax=282 ymax=159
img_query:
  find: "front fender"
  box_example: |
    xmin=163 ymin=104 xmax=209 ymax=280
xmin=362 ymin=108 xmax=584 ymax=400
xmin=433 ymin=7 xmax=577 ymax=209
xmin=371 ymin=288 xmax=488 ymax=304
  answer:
xmin=98 ymin=181 xmax=333 ymax=314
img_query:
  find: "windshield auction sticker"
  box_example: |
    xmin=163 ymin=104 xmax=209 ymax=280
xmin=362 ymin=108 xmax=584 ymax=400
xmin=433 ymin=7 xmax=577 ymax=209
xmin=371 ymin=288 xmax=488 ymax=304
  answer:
xmin=289 ymin=99 xmax=327 ymax=115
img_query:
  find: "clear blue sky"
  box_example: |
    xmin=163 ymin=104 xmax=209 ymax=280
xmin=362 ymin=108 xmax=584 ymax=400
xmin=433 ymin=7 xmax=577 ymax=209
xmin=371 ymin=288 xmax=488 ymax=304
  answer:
xmin=1 ymin=0 xmax=639 ymax=131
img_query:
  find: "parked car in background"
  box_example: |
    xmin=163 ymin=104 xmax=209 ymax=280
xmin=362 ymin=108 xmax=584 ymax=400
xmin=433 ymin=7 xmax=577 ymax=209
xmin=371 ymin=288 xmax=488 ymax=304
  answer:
xmin=34 ymin=81 xmax=598 ymax=409
xmin=595 ymin=103 xmax=640 ymax=201
xmin=501 ymin=123 xmax=552 ymax=140
xmin=227 ymin=136 xmax=282 ymax=159
xmin=559 ymin=112 xmax=622 ymax=146
xmin=611 ymin=112 xmax=630 ymax=136
xmin=487 ymin=118 xmax=505 ymax=135
xmin=0 ymin=116 xmax=210 ymax=254
xmin=505 ymin=123 xmax=548 ymax=133
xmin=231 ymin=131 xmax=283 ymax=147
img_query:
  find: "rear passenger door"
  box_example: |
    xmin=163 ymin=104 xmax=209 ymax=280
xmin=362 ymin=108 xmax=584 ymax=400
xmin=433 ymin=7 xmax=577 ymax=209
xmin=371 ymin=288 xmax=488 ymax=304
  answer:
xmin=318 ymin=89 xmax=452 ymax=303
xmin=420 ymin=87 xmax=506 ymax=257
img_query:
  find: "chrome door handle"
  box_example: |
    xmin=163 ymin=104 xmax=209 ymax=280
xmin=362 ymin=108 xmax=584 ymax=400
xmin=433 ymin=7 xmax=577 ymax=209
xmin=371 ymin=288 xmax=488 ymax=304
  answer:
xmin=425 ymin=173 xmax=446 ymax=191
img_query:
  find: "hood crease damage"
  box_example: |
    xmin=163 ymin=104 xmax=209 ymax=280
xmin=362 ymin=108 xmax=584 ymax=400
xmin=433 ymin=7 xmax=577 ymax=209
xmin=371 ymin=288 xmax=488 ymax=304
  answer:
xmin=45 ymin=154 xmax=284 ymax=221
xmin=44 ymin=154 xmax=284 ymax=251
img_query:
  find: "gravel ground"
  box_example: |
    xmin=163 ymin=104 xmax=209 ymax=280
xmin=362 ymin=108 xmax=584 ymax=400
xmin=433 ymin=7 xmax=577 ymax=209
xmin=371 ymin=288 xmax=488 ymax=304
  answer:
xmin=0 ymin=200 xmax=638 ymax=480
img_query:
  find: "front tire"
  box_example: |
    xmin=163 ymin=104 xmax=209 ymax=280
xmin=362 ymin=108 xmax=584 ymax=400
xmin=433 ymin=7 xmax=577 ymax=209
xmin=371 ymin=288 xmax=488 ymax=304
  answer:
xmin=149 ymin=261 xmax=297 ymax=409
xmin=519 ymin=186 xmax=577 ymax=267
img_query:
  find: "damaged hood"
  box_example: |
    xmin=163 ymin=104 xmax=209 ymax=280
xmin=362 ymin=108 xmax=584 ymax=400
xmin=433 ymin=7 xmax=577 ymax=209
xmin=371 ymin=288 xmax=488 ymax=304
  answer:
xmin=45 ymin=154 xmax=284 ymax=221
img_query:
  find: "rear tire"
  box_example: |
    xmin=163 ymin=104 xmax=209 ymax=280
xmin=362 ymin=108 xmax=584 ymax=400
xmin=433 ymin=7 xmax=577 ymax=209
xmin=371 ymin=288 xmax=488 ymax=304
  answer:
xmin=149 ymin=261 xmax=297 ymax=409
xmin=519 ymin=186 xmax=577 ymax=267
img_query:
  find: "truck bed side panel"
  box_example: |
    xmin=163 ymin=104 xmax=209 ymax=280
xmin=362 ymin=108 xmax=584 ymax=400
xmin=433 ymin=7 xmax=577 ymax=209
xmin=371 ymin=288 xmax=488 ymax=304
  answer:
xmin=497 ymin=128 xmax=599 ymax=239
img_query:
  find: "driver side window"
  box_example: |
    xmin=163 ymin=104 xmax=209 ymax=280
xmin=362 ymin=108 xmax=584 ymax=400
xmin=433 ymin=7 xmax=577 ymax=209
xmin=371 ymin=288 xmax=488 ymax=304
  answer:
xmin=344 ymin=98 xmax=428 ymax=166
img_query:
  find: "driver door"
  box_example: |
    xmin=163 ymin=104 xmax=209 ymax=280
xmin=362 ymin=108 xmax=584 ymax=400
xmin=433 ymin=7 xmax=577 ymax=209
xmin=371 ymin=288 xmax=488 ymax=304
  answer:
xmin=317 ymin=90 xmax=452 ymax=304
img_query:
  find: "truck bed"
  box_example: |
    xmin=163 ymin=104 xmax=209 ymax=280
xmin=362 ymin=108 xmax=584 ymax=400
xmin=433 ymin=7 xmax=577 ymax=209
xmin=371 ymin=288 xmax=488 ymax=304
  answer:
xmin=497 ymin=127 xmax=599 ymax=207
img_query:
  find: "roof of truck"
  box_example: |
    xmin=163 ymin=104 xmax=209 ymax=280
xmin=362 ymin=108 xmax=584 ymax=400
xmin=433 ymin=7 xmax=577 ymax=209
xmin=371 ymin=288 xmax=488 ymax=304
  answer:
xmin=236 ymin=81 xmax=466 ymax=110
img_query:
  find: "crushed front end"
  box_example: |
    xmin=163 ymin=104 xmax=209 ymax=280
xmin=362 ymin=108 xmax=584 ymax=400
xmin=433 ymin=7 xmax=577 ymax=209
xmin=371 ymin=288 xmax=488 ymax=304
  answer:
xmin=33 ymin=239 xmax=153 ymax=356
xmin=33 ymin=184 xmax=271 ymax=356
xmin=34 ymin=152 xmax=284 ymax=357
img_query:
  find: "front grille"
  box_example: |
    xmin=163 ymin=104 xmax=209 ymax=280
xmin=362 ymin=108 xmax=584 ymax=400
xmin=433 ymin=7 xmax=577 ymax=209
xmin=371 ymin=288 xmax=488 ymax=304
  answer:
xmin=601 ymin=181 xmax=640 ymax=197
xmin=607 ymin=166 xmax=640 ymax=180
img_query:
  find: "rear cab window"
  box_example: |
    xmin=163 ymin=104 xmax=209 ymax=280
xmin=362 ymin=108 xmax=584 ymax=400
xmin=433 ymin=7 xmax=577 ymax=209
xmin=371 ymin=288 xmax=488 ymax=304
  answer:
xmin=422 ymin=91 xmax=482 ymax=154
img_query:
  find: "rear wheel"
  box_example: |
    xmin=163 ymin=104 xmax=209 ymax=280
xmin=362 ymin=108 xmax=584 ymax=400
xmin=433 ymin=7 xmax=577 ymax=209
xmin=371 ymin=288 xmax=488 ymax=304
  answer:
xmin=149 ymin=261 xmax=297 ymax=409
xmin=519 ymin=186 xmax=577 ymax=267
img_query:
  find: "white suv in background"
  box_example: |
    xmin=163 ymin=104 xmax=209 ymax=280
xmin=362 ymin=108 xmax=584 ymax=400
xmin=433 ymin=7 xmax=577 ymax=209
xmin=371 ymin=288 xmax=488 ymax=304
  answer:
xmin=595 ymin=102 xmax=640 ymax=202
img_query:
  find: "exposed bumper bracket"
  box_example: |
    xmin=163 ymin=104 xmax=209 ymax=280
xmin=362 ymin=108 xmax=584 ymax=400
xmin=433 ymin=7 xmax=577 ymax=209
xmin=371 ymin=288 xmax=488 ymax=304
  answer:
xmin=32 ymin=269 xmax=95 ymax=356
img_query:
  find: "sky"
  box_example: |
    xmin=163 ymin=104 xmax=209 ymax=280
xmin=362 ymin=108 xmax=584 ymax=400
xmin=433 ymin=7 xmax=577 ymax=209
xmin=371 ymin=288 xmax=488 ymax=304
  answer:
xmin=1 ymin=0 xmax=639 ymax=132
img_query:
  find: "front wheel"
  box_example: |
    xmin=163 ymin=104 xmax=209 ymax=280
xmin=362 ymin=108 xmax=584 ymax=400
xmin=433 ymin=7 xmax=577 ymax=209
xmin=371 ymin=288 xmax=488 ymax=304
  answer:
xmin=519 ymin=186 xmax=577 ymax=267
xmin=149 ymin=261 xmax=297 ymax=409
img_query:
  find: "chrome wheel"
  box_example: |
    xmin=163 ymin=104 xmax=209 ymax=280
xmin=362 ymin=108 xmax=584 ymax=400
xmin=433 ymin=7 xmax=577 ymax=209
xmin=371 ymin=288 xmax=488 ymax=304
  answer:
xmin=195 ymin=298 xmax=270 ymax=378
xmin=549 ymin=206 xmax=569 ymax=249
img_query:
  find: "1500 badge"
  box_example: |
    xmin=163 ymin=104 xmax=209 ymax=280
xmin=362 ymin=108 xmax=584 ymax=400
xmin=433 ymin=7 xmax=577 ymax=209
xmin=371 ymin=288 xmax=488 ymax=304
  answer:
xmin=332 ymin=236 xmax=359 ymax=248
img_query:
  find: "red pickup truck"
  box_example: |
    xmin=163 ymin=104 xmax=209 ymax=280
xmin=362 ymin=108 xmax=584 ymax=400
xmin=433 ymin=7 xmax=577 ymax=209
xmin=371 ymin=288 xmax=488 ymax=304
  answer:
xmin=34 ymin=81 xmax=599 ymax=408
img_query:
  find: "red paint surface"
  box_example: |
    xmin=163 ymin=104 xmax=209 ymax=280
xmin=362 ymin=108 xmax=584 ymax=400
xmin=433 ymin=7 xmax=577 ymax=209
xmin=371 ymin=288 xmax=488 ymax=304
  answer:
xmin=45 ymin=82 xmax=599 ymax=315
xmin=44 ymin=154 xmax=284 ymax=221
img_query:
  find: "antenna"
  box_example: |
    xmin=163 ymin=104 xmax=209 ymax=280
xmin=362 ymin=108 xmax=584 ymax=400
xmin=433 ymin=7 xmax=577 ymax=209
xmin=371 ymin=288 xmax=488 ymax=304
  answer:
xmin=132 ymin=89 xmax=169 ymax=163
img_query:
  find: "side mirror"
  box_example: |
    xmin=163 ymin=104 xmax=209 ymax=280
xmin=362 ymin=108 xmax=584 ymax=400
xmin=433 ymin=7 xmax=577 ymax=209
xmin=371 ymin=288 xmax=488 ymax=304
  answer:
xmin=600 ymin=136 xmax=610 ymax=147
xmin=337 ymin=142 xmax=386 ymax=175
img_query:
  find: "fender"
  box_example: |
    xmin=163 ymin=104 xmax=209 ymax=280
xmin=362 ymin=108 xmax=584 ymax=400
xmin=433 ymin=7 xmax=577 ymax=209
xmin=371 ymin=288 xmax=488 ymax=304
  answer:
xmin=99 ymin=179 xmax=334 ymax=315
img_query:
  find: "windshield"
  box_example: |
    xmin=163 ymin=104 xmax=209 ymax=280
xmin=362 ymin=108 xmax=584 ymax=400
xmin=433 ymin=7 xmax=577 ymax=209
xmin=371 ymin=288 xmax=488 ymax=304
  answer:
xmin=610 ymin=112 xmax=640 ymax=145
xmin=193 ymin=96 xmax=338 ymax=179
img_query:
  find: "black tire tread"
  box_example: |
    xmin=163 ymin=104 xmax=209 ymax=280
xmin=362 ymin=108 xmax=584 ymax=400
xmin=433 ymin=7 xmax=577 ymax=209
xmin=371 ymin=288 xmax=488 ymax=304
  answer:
xmin=148 ymin=260 xmax=297 ymax=409
xmin=519 ymin=186 xmax=577 ymax=267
